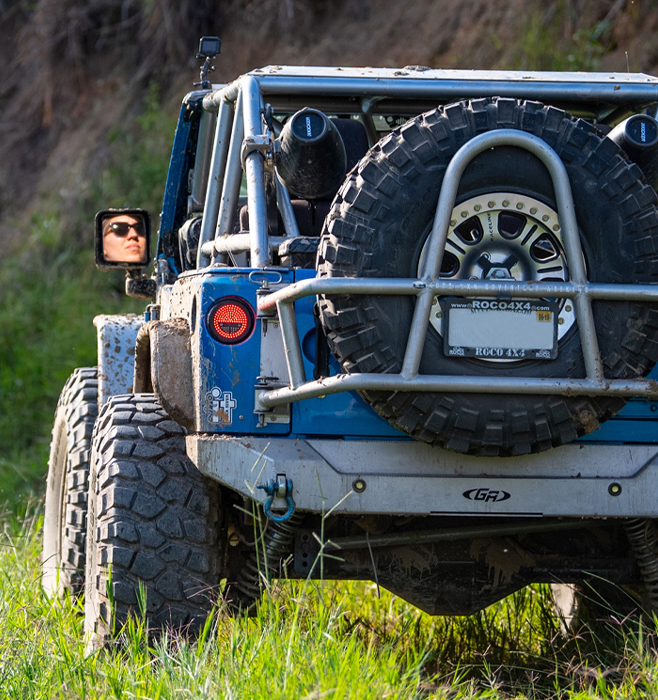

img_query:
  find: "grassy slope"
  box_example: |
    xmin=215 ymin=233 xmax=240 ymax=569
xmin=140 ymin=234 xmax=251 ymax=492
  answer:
xmin=0 ymin=248 xmax=131 ymax=508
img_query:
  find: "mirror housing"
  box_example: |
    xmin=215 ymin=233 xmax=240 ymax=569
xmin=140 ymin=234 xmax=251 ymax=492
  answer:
xmin=95 ymin=208 xmax=151 ymax=270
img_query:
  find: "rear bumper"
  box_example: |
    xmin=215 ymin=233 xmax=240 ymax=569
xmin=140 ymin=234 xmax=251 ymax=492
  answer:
xmin=186 ymin=435 xmax=658 ymax=518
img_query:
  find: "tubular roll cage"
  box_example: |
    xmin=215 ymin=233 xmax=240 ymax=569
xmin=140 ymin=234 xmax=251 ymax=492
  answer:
xmin=191 ymin=69 xmax=658 ymax=411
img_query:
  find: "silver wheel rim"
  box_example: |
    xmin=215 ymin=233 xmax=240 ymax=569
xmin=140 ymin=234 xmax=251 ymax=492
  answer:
xmin=420 ymin=192 xmax=577 ymax=360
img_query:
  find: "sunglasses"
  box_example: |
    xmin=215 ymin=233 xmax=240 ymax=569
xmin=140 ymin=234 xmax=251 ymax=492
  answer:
xmin=105 ymin=221 xmax=146 ymax=237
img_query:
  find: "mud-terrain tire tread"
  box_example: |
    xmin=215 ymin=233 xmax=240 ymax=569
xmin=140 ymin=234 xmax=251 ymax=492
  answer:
xmin=43 ymin=367 xmax=98 ymax=595
xmin=84 ymin=393 xmax=222 ymax=642
xmin=317 ymin=98 xmax=658 ymax=456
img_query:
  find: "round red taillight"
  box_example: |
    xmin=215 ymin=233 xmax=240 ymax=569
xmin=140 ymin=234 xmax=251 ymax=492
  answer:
xmin=206 ymin=297 xmax=255 ymax=345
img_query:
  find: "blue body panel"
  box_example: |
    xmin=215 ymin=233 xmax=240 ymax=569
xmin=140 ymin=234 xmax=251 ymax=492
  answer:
xmin=197 ymin=270 xmax=291 ymax=436
xmin=195 ymin=269 xmax=404 ymax=438
xmin=291 ymin=269 xmax=405 ymax=439
xmin=579 ymin=365 xmax=658 ymax=443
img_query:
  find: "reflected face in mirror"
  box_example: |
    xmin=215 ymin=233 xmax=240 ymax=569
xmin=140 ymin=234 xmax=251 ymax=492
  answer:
xmin=102 ymin=214 xmax=148 ymax=264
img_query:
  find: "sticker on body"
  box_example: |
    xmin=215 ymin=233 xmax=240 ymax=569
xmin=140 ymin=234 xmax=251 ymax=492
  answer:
xmin=206 ymin=387 xmax=237 ymax=426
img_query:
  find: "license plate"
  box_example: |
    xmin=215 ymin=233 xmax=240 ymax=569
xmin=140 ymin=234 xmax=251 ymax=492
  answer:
xmin=444 ymin=299 xmax=558 ymax=360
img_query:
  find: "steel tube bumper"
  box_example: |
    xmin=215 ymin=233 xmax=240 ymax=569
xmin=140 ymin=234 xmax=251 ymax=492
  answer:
xmin=257 ymin=373 xmax=658 ymax=409
xmin=258 ymin=277 xmax=658 ymax=308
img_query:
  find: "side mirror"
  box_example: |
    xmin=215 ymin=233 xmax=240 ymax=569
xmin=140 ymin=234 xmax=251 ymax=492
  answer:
xmin=95 ymin=209 xmax=151 ymax=270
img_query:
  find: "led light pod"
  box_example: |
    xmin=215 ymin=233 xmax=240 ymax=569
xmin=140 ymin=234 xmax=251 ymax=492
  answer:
xmin=206 ymin=297 xmax=255 ymax=345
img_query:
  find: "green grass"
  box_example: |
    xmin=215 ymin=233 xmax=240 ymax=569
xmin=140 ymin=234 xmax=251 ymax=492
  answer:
xmin=2 ymin=506 xmax=658 ymax=699
xmin=0 ymin=245 xmax=140 ymax=510
xmin=0 ymin=231 xmax=147 ymax=513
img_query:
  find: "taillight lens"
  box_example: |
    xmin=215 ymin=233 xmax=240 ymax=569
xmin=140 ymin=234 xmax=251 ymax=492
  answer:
xmin=206 ymin=297 xmax=255 ymax=345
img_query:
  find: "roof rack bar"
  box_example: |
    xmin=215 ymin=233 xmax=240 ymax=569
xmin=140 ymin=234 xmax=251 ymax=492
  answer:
xmin=257 ymin=373 xmax=658 ymax=408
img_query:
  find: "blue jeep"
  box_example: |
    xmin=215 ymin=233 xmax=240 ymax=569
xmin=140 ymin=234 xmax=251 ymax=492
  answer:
xmin=43 ymin=43 xmax=658 ymax=641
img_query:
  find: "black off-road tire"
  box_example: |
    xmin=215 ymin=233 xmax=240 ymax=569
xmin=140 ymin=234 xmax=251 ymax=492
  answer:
xmin=84 ymin=394 xmax=222 ymax=644
xmin=43 ymin=367 xmax=98 ymax=596
xmin=317 ymin=97 xmax=658 ymax=456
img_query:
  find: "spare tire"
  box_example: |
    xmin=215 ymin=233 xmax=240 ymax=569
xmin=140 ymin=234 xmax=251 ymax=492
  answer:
xmin=317 ymin=98 xmax=658 ymax=456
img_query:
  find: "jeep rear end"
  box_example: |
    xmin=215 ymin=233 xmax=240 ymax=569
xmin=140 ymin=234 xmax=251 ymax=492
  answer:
xmin=46 ymin=59 xmax=658 ymax=640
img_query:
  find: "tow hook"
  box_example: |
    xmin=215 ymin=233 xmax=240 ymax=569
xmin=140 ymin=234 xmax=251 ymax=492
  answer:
xmin=257 ymin=475 xmax=296 ymax=522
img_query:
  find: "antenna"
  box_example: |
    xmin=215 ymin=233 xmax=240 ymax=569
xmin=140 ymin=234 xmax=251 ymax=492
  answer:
xmin=626 ymin=50 xmax=630 ymax=73
xmin=195 ymin=36 xmax=221 ymax=89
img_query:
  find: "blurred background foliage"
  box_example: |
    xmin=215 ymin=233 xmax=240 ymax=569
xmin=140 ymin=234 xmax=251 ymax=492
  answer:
xmin=1 ymin=0 xmax=658 ymax=508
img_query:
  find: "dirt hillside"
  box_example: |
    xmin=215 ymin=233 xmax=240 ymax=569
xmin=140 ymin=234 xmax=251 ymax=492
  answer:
xmin=1 ymin=0 xmax=658 ymax=249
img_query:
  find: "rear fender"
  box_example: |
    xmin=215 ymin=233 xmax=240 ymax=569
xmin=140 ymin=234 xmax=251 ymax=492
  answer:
xmin=134 ymin=318 xmax=195 ymax=429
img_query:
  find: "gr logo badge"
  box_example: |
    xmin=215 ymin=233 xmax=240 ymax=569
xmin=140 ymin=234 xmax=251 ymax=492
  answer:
xmin=463 ymin=488 xmax=511 ymax=503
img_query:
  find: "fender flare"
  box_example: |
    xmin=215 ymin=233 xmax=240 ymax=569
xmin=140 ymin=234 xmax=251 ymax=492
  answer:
xmin=134 ymin=318 xmax=195 ymax=429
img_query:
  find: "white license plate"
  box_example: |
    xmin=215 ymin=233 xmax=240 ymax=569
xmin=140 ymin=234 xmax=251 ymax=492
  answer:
xmin=444 ymin=299 xmax=558 ymax=360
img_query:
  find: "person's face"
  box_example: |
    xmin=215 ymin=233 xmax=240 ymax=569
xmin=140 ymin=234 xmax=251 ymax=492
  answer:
xmin=103 ymin=214 xmax=148 ymax=263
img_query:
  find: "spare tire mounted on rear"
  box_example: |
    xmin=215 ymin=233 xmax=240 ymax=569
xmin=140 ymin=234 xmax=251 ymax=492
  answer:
xmin=317 ymin=98 xmax=658 ymax=456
